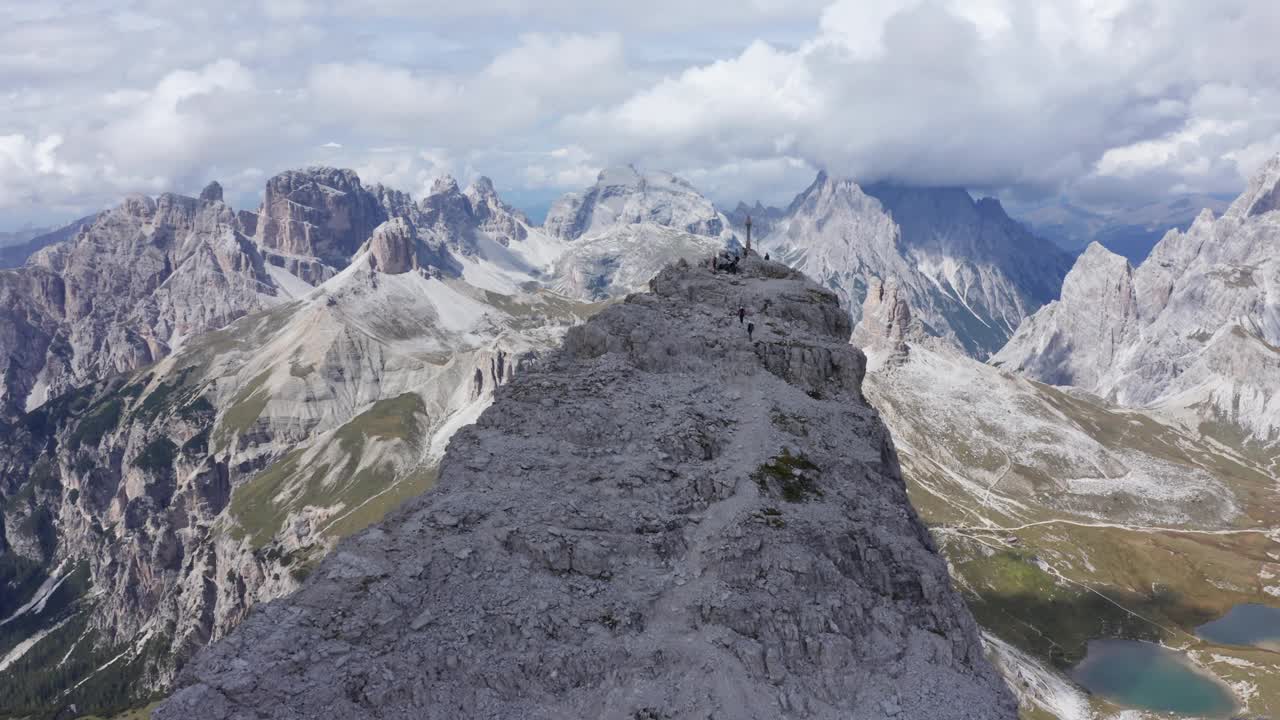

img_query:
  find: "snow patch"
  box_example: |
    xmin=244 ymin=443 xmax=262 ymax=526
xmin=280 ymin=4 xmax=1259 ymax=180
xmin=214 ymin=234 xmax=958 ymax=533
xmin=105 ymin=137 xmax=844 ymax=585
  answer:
xmin=0 ymin=560 xmax=70 ymax=628
xmin=24 ymin=366 xmax=50 ymax=412
xmin=428 ymin=394 xmax=493 ymax=461
xmin=0 ymin=617 xmax=72 ymax=672
xmin=983 ymin=632 xmax=1093 ymax=720
xmin=266 ymin=265 xmax=317 ymax=300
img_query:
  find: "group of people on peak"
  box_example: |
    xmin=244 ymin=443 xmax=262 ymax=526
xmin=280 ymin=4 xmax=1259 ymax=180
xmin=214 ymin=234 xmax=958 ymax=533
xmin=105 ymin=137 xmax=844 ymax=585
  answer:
xmin=710 ymin=248 xmax=776 ymax=340
xmin=710 ymin=248 xmax=771 ymax=276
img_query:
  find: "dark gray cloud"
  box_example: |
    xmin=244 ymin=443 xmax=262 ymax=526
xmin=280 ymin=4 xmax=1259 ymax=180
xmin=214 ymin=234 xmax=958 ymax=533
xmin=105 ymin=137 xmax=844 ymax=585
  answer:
xmin=1 ymin=0 xmax=1277 ymax=227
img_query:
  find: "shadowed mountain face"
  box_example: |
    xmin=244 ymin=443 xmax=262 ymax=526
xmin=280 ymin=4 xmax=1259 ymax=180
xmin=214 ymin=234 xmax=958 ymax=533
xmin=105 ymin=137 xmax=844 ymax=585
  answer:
xmin=750 ymin=173 xmax=1071 ymax=359
xmin=157 ymin=257 xmax=1016 ymax=720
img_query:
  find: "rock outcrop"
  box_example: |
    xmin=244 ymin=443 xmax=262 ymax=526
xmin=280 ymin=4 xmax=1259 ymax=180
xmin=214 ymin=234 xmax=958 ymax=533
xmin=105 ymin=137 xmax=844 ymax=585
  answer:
xmin=252 ymin=167 xmax=389 ymax=266
xmin=994 ymin=154 xmax=1280 ymax=444
xmin=158 ymin=257 xmax=1015 ymax=720
xmin=465 ymin=176 xmax=529 ymax=246
xmin=852 ymin=276 xmax=916 ymax=365
xmin=365 ymin=218 xmax=423 ymax=275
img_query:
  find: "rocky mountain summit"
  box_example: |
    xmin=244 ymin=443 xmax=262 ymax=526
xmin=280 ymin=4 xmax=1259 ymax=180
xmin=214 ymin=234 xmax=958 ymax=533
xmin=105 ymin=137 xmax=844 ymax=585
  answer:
xmin=752 ymin=172 xmax=1071 ymax=358
xmin=545 ymin=165 xmax=727 ymax=241
xmin=994 ymin=154 xmax=1280 ymax=445
xmin=158 ymin=258 xmax=1016 ymax=720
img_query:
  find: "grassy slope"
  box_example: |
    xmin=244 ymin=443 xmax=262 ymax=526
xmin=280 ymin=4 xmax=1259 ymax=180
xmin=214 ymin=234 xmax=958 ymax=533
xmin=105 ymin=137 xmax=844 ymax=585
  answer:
xmin=228 ymin=393 xmax=431 ymax=549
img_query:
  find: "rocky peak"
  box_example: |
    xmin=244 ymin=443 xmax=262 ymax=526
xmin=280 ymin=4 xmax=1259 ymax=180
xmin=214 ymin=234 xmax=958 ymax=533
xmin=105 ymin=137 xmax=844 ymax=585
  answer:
xmin=975 ymin=196 xmax=1006 ymax=216
xmin=1062 ymin=242 xmax=1135 ymax=302
xmin=995 ymin=161 xmax=1280 ymax=440
xmin=1229 ymin=152 xmax=1280 ymax=219
xmin=784 ymin=170 xmax=832 ymax=214
xmin=430 ymin=174 xmax=461 ymax=196
xmin=157 ymin=256 xmax=1016 ymax=720
xmin=727 ymin=200 xmax=785 ymax=237
xmin=852 ymin=276 xmax=915 ymax=365
xmin=594 ymin=163 xmax=643 ymax=188
xmin=786 ymin=172 xmax=886 ymax=221
xmin=466 ymin=175 xmax=497 ymax=198
xmin=545 ymin=166 xmax=728 ymax=241
xmin=255 ymin=166 xmax=388 ymax=266
xmin=199 ymin=181 xmax=224 ymax=204
xmin=368 ymin=184 xmax=416 ymax=220
xmin=991 ymin=241 xmax=1139 ymax=388
xmin=120 ymin=193 xmax=157 ymax=220
xmin=465 ymin=176 xmax=529 ymax=246
xmin=420 ymin=175 xmax=479 ymax=253
xmin=761 ymin=171 xmax=1070 ymax=358
xmin=363 ymin=217 xmax=421 ymax=274
xmin=863 ymin=183 xmax=978 ymax=222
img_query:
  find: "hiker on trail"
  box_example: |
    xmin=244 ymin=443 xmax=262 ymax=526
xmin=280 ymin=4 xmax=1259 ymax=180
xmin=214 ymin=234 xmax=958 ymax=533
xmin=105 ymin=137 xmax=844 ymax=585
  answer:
xmin=738 ymin=306 xmax=746 ymax=324
xmin=764 ymin=253 xmax=770 ymax=261
xmin=747 ymin=321 xmax=755 ymax=341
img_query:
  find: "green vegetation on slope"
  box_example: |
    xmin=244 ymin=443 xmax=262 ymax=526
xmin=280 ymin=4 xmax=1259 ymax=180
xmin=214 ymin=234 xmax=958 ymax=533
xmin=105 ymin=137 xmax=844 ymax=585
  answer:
xmin=214 ymin=369 xmax=272 ymax=449
xmin=229 ymin=394 xmax=428 ymax=549
xmin=753 ymin=449 xmax=823 ymax=502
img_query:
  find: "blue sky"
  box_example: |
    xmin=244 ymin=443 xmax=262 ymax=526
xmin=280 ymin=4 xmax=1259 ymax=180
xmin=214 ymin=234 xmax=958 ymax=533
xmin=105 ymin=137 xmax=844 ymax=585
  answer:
xmin=2 ymin=0 xmax=1279 ymax=228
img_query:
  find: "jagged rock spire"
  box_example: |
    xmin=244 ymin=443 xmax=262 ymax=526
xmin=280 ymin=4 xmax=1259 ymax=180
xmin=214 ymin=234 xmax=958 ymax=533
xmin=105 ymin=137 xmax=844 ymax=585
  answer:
xmin=199 ymin=181 xmax=223 ymax=204
xmin=852 ymin=276 xmax=915 ymax=365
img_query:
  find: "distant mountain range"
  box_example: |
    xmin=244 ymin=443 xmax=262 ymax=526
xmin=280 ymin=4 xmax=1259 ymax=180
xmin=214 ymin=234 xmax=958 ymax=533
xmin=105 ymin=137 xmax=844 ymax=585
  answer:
xmin=0 ymin=219 xmax=93 ymax=270
xmin=1007 ymin=193 xmax=1234 ymax=263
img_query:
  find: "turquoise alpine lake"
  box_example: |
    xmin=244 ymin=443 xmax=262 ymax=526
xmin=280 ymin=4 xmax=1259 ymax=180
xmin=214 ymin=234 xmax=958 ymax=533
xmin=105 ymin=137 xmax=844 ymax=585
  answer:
xmin=1072 ymin=639 xmax=1236 ymax=717
xmin=1196 ymin=603 xmax=1280 ymax=650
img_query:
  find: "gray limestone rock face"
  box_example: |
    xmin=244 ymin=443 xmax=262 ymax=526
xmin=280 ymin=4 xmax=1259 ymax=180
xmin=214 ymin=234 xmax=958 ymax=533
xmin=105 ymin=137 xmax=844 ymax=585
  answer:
xmin=989 ymin=242 xmax=1139 ymax=389
xmin=465 ymin=176 xmax=529 ymax=246
xmin=994 ymin=153 xmax=1280 ymax=443
xmin=157 ymin=257 xmax=1016 ymax=720
xmin=200 ymin=181 xmax=225 ymax=204
xmin=852 ymin=276 xmax=918 ymax=364
xmin=365 ymin=218 xmax=421 ymax=275
xmin=545 ymin=165 xmax=729 ymax=242
xmin=254 ymin=167 xmax=389 ymax=266
xmin=0 ymin=188 xmax=281 ymax=416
